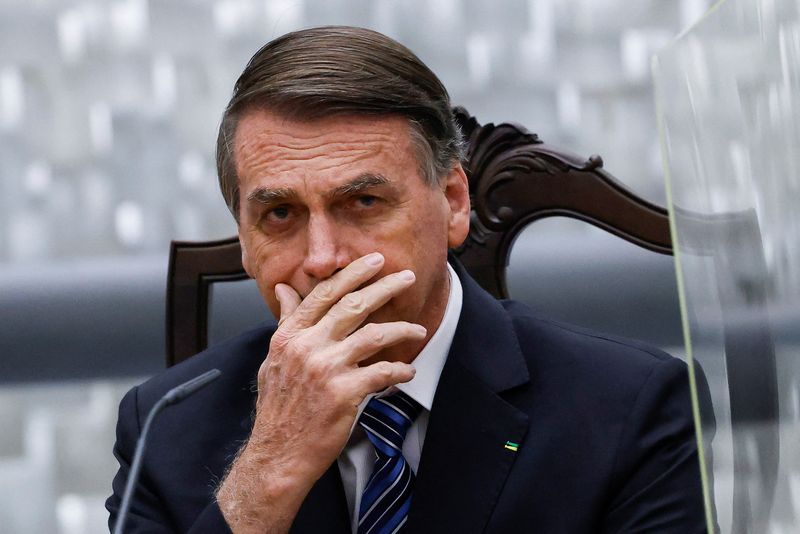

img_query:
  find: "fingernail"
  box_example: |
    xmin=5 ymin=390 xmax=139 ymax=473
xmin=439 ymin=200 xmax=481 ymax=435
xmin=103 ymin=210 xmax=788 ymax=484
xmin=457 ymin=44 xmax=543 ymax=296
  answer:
xmin=414 ymin=325 xmax=427 ymax=336
xmin=399 ymin=270 xmax=415 ymax=281
xmin=365 ymin=253 xmax=383 ymax=266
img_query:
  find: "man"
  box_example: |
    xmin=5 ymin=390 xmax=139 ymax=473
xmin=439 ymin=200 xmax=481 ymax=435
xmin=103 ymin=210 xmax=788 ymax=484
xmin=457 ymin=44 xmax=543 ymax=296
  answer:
xmin=107 ymin=26 xmax=707 ymax=533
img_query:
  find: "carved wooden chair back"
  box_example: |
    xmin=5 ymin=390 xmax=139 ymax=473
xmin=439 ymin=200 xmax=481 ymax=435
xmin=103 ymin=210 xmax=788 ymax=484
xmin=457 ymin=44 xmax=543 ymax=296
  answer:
xmin=166 ymin=107 xmax=672 ymax=367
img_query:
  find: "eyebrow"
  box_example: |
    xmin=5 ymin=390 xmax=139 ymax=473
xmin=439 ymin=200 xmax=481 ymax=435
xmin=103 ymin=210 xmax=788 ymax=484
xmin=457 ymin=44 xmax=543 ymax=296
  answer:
xmin=246 ymin=173 xmax=391 ymax=206
xmin=332 ymin=173 xmax=390 ymax=197
xmin=246 ymin=187 xmax=296 ymax=206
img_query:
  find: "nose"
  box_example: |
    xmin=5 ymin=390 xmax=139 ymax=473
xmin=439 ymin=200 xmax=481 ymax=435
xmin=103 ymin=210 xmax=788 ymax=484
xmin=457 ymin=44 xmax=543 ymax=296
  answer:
xmin=302 ymin=214 xmax=350 ymax=281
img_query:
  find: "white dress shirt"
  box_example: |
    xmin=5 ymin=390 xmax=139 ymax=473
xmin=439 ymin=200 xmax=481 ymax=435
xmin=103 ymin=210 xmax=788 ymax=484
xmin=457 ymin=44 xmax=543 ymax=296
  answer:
xmin=336 ymin=263 xmax=463 ymax=532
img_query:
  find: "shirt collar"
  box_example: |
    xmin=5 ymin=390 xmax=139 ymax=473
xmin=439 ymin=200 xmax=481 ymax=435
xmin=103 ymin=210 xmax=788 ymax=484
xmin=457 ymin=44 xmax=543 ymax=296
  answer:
xmin=393 ymin=262 xmax=463 ymax=411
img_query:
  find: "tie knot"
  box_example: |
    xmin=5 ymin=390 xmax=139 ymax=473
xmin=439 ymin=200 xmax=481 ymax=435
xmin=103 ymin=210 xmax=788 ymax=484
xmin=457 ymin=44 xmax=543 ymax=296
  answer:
xmin=358 ymin=391 xmax=422 ymax=457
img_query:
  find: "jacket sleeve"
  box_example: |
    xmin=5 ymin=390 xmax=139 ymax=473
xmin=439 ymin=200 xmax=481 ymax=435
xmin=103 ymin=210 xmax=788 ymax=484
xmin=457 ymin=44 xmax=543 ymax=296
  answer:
xmin=105 ymin=386 xmax=233 ymax=533
xmin=601 ymin=356 xmax=714 ymax=534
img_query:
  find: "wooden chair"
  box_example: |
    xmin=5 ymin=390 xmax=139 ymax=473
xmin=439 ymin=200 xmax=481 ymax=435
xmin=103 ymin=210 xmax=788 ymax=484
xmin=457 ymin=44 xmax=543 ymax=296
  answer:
xmin=166 ymin=106 xmax=672 ymax=367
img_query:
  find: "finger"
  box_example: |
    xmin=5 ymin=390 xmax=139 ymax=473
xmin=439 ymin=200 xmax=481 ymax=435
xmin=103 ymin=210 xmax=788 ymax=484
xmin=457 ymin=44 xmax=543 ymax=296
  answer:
xmin=317 ymin=269 xmax=416 ymax=339
xmin=286 ymin=252 xmax=385 ymax=329
xmin=275 ymin=283 xmax=301 ymax=326
xmin=337 ymin=321 xmax=427 ymax=364
xmin=346 ymin=360 xmax=416 ymax=398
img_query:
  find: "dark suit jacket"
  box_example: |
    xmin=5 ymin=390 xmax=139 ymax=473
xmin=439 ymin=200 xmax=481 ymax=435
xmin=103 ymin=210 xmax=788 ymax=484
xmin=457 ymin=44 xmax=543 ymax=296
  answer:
xmin=107 ymin=261 xmax=708 ymax=533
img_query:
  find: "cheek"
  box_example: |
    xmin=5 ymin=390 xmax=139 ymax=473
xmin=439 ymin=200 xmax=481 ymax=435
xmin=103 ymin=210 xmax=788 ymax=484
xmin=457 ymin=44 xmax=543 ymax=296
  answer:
xmin=245 ymin=237 xmax=295 ymax=304
xmin=384 ymin=227 xmax=446 ymax=279
xmin=410 ymin=208 xmax=449 ymax=251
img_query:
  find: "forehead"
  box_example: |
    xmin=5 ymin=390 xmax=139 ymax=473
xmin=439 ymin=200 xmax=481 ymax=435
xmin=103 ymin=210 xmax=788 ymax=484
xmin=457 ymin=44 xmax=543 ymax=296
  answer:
xmin=233 ymin=109 xmax=418 ymax=188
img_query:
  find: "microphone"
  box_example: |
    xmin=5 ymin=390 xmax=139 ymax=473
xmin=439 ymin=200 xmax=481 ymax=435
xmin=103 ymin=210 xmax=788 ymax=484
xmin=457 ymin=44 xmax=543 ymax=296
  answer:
xmin=113 ymin=369 xmax=222 ymax=534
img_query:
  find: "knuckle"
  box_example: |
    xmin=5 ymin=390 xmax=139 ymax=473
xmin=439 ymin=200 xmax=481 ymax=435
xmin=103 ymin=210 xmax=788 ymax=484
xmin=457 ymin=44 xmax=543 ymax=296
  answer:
xmin=267 ymin=358 xmax=282 ymax=373
xmin=257 ymin=357 xmax=279 ymax=384
xmin=375 ymin=361 xmax=395 ymax=380
xmin=270 ymin=331 xmax=313 ymax=361
xmin=304 ymin=359 xmax=321 ymax=380
xmin=367 ymin=323 xmax=386 ymax=346
xmin=324 ymin=377 xmax=343 ymax=398
xmin=290 ymin=337 xmax=313 ymax=357
xmin=362 ymin=323 xmax=385 ymax=346
xmin=313 ymin=280 xmax=336 ymax=303
xmin=305 ymin=356 xmax=330 ymax=381
xmin=371 ymin=332 xmax=386 ymax=347
xmin=269 ymin=330 xmax=292 ymax=351
xmin=293 ymin=306 xmax=316 ymax=325
xmin=340 ymin=292 xmax=367 ymax=315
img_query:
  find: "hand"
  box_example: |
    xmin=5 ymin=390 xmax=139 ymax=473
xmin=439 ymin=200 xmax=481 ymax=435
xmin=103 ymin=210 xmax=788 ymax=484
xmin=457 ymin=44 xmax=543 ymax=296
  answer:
xmin=216 ymin=252 xmax=426 ymax=533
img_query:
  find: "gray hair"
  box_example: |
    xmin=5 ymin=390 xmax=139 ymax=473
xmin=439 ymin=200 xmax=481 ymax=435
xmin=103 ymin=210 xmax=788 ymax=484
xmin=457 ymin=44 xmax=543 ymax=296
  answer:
xmin=215 ymin=26 xmax=465 ymax=222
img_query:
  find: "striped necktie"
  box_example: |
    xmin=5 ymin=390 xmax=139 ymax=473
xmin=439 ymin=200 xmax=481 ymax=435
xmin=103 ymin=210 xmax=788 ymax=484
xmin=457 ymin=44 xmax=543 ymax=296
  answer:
xmin=357 ymin=391 xmax=423 ymax=534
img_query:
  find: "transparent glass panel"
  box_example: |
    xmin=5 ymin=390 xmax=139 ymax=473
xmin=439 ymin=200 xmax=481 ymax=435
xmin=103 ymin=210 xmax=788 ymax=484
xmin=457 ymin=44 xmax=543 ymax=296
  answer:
xmin=653 ymin=1 xmax=800 ymax=532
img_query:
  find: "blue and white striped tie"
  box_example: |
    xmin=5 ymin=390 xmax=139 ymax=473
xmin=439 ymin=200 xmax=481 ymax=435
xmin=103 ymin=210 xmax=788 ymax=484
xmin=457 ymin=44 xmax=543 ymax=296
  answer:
xmin=357 ymin=391 xmax=423 ymax=534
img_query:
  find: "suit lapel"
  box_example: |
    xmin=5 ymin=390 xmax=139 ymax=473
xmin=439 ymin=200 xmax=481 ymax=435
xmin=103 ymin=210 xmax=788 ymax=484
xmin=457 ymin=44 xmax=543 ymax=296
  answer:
xmin=405 ymin=261 xmax=531 ymax=533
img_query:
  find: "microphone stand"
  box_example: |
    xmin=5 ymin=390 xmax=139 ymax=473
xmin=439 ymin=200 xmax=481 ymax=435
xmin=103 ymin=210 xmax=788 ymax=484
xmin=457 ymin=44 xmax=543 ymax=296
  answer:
xmin=113 ymin=369 xmax=221 ymax=534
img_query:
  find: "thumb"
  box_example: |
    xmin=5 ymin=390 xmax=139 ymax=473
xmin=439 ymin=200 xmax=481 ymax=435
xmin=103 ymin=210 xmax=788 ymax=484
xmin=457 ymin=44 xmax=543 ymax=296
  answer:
xmin=274 ymin=283 xmax=301 ymax=326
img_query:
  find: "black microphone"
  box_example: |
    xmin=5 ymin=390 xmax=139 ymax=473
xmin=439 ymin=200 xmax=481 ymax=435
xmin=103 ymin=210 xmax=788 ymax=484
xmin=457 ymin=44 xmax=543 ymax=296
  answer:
xmin=113 ymin=369 xmax=222 ymax=534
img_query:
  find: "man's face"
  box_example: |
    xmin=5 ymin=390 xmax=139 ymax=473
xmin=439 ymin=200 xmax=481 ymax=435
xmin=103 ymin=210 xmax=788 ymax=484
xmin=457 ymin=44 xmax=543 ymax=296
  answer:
xmin=234 ymin=109 xmax=470 ymax=357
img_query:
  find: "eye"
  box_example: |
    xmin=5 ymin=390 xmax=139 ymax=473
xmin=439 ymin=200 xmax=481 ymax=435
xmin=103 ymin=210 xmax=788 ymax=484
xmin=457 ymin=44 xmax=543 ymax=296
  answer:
xmin=355 ymin=195 xmax=378 ymax=207
xmin=261 ymin=204 xmax=294 ymax=227
xmin=270 ymin=205 xmax=290 ymax=219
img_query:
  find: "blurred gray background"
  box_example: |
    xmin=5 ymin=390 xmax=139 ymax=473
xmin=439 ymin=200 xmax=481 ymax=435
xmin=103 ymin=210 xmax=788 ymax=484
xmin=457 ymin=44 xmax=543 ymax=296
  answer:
xmin=0 ymin=0 xmax=712 ymax=532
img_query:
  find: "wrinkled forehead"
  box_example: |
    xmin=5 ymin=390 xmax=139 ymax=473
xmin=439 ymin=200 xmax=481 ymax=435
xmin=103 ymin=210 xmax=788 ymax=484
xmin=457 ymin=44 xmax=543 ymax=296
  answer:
xmin=232 ymin=109 xmax=424 ymax=192
xmin=233 ymin=109 xmax=421 ymax=180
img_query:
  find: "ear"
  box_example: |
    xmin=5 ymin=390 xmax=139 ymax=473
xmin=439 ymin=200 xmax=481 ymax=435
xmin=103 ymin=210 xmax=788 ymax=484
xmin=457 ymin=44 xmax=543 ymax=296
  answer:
xmin=444 ymin=164 xmax=471 ymax=248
